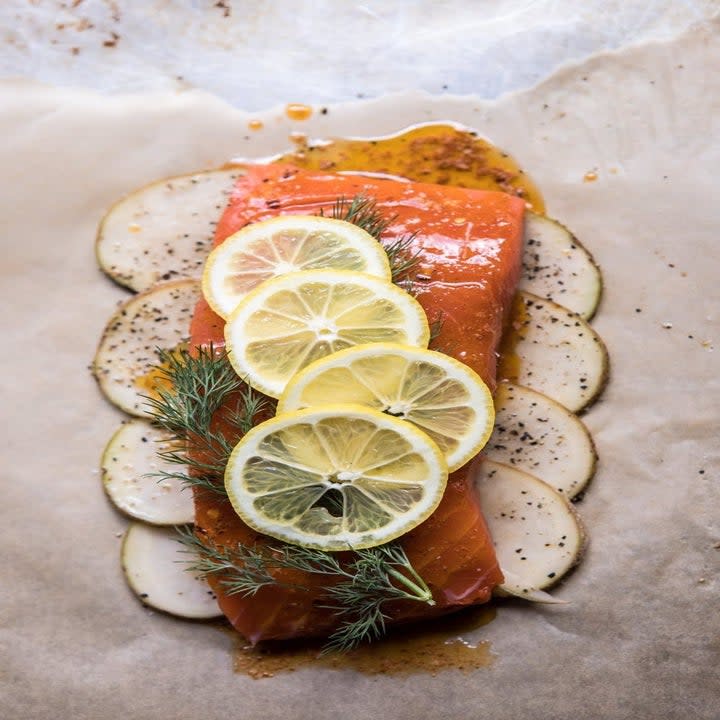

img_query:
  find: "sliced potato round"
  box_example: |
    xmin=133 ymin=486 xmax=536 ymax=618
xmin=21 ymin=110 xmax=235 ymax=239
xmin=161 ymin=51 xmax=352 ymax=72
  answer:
xmin=92 ymin=279 xmax=200 ymax=417
xmin=498 ymin=291 xmax=609 ymax=413
xmin=101 ymin=419 xmax=194 ymax=525
xmin=474 ymin=460 xmax=585 ymax=600
xmin=520 ymin=213 xmax=602 ymax=320
xmin=96 ymin=167 xmax=243 ymax=292
xmin=486 ymin=382 xmax=597 ymax=499
xmin=121 ymin=523 xmax=221 ymax=619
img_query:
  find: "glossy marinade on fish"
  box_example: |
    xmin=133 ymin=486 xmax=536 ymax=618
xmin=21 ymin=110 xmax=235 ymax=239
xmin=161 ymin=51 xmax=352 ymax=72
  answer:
xmin=189 ymin=164 xmax=525 ymax=643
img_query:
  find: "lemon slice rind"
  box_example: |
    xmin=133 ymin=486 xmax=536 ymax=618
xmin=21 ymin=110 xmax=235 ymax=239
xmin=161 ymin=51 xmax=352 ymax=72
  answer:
xmin=224 ymin=270 xmax=431 ymax=398
xmin=278 ymin=342 xmax=495 ymax=472
xmin=224 ymin=404 xmax=448 ymax=551
xmin=203 ymin=215 xmax=392 ymax=318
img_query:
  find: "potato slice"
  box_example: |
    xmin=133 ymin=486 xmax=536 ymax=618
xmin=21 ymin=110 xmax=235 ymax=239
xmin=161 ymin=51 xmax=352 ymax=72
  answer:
xmin=520 ymin=213 xmax=602 ymax=320
xmin=474 ymin=460 xmax=585 ymax=600
xmin=92 ymin=279 xmax=200 ymax=417
xmin=499 ymin=291 xmax=609 ymax=413
xmin=121 ymin=523 xmax=221 ymax=619
xmin=101 ymin=419 xmax=193 ymax=525
xmin=96 ymin=168 xmax=244 ymax=292
xmin=486 ymin=382 xmax=596 ymax=499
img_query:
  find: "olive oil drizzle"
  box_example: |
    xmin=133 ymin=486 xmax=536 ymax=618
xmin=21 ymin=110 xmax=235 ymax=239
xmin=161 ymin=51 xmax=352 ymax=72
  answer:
xmin=229 ymin=606 xmax=497 ymax=679
xmin=277 ymin=123 xmax=545 ymax=213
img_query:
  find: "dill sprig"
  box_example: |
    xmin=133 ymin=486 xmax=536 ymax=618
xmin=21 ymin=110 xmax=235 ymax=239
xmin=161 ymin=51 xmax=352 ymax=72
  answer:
xmin=326 ymin=195 xmax=422 ymax=283
xmin=176 ymin=527 xmax=435 ymax=653
xmin=327 ymin=194 xmax=391 ymax=239
xmin=320 ymin=544 xmax=435 ymax=653
xmin=177 ymin=526 xmax=283 ymax=596
xmin=142 ymin=346 xmax=269 ymax=495
xmin=383 ymin=232 xmax=423 ymax=283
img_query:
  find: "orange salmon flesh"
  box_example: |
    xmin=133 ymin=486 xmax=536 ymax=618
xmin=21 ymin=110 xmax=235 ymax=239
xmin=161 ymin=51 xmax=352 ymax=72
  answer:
xmin=189 ymin=164 xmax=525 ymax=643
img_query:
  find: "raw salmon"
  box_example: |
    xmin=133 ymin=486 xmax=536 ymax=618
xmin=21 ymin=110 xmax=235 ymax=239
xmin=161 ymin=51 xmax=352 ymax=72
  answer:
xmin=189 ymin=164 xmax=525 ymax=643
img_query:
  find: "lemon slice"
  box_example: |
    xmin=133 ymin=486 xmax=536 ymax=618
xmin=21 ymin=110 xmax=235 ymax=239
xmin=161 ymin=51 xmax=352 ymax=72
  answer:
xmin=224 ymin=270 xmax=430 ymax=398
xmin=224 ymin=404 xmax=448 ymax=550
xmin=278 ymin=343 xmax=494 ymax=472
xmin=203 ymin=216 xmax=392 ymax=318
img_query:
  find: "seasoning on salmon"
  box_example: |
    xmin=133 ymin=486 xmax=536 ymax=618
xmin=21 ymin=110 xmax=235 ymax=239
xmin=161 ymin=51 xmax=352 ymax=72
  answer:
xmin=189 ymin=164 xmax=525 ymax=643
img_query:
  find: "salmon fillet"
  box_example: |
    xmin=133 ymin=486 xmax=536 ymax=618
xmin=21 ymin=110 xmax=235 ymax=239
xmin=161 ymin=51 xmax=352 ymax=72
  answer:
xmin=190 ymin=164 xmax=525 ymax=643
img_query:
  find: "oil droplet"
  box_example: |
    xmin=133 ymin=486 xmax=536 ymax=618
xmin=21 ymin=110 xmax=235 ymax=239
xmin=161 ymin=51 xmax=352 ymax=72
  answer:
xmin=285 ymin=103 xmax=313 ymax=121
xmin=128 ymin=223 xmax=142 ymax=233
xmin=247 ymin=119 xmax=264 ymax=131
xmin=134 ymin=344 xmax=186 ymax=398
xmin=583 ymin=170 xmax=598 ymax=183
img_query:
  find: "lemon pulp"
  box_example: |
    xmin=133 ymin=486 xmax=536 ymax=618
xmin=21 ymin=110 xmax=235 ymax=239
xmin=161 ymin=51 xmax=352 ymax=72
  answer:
xmin=279 ymin=343 xmax=494 ymax=472
xmin=224 ymin=405 xmax=448 ymax=550
xmin=224 ymin=270 xmax=430 ymax=398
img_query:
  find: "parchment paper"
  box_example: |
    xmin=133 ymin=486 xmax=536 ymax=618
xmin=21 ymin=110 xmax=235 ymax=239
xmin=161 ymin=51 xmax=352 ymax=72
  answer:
xmin=3 ymin=0 xmax=717 ymax=109
xmin=1 ymin=20 xmax=718 ymax=720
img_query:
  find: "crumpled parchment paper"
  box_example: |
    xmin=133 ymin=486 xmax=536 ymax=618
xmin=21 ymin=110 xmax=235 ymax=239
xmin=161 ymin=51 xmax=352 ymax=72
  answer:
xmin=0 ymin=19 xmax=718 ymax=720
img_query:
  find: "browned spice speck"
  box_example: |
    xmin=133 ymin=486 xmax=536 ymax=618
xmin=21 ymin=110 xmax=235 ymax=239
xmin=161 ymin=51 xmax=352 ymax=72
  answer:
xmin=215 ymin=0 xmax=231 ymax=17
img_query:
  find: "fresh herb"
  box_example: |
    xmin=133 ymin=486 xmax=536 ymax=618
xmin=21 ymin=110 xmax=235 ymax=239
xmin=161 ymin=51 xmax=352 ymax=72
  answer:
xmin=327 ymin=194 xmax=391 ymax=240
xmin=321 ymin=544 xmax=435 ymax=653
xmin=142 ymin=346 xmax=269 ymax=495
xmin=177 ymin=527 xmax=435 ymax=653
xmin=176 ymin=526 xmax=280 ymax=596
xmin=326 ymin=195 xmax=422 ymax=283
xmin=383 ymin=232 xmax=422 ymax=283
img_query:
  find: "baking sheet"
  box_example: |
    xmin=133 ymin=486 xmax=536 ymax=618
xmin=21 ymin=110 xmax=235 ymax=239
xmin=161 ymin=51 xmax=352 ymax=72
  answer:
xmin=1 ymin=19 xmax=719 ymax=720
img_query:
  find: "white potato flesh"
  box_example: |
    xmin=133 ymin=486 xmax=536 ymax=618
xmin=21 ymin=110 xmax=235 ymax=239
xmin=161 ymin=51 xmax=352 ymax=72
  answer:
xmin=474 ymin=460 xmax=585 ymax=599
xmin=121 ymin=523 xmax=221 ymax=619
xmin=96 ymin=168 xmax=244 ymax=292
xmin=520 ymin=213 xmax=602 ymax=320
xmin=498 ymin=291 xmax=609 ymax=413
xmin=101 ymin=419 xmax=194 ymax=525
xmin=92 ymin=279 xmax=200 ymax=417
xmin=486 ymin=382 xmax=596 ymax=499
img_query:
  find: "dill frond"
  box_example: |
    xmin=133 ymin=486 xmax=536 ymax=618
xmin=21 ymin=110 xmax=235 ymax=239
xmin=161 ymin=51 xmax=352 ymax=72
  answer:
xmin=142 ymin=346 xmax=270 ymax=496
xmin=382 ymin=232 xmax=422 ymax=283
xmin=326 ymin=195 xmax=391 ymax=240
xmin=176 ymin=528 xmax=435 ymax=653
xmin=176 ymin=526 xmax=280 ymax=597
xmin=320 ymin=544 xmax=434 ymax=653
xmin=323 ymin=194 xmax=423 ymax=285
